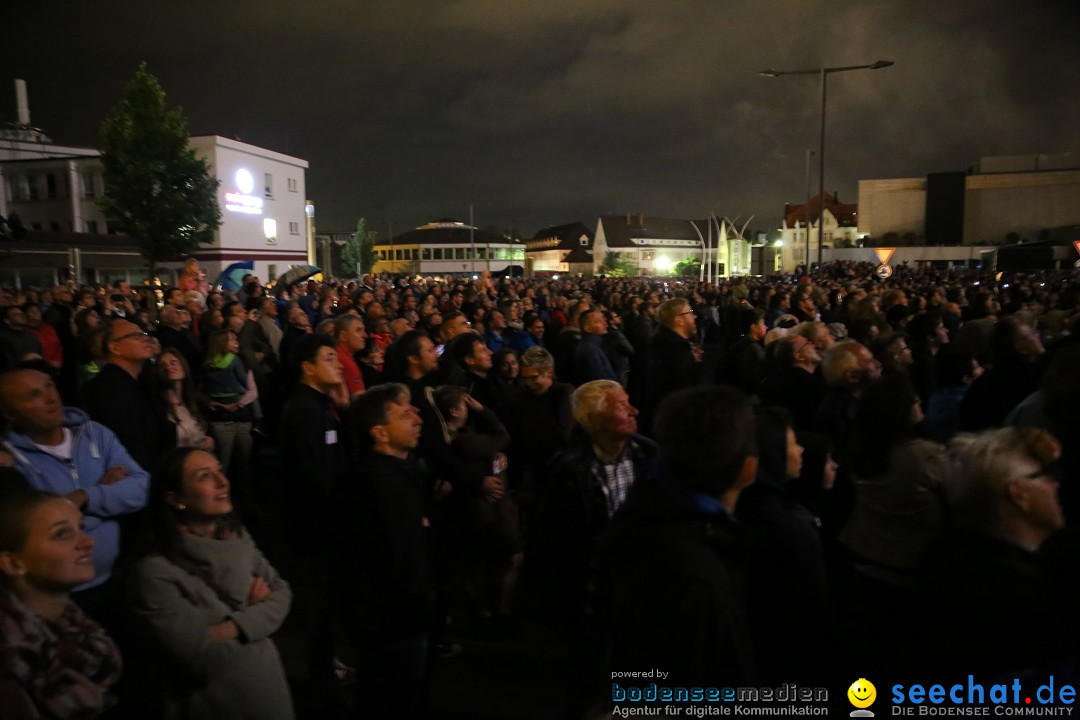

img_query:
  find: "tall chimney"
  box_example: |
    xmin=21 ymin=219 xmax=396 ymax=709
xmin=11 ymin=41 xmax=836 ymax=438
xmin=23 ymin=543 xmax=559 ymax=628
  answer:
xmin=15 ymin=79 xmax=30 ymax=127
xmin=637 ymin=211 xmax=644 ymax=226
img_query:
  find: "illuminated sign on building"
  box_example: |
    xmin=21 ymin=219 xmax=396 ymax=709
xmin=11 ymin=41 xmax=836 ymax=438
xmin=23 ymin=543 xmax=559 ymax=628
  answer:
xmin=225 ymin=169 xmax=264 ymax=215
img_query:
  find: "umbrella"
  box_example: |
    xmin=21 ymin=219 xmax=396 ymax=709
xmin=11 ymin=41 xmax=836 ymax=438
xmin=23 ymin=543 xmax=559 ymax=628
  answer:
xmin=274 ymin=264 xmax=322 ymax=288
xmin=212 ymin=261 xmax=255 ymax=292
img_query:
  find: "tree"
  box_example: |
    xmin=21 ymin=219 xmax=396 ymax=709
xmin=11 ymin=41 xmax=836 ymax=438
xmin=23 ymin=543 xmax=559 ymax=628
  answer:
xmin=97 ymin=63 xmax=221 ymax=280
xmin=342 ymin=217 xmax=377 ymax=277
xmin=673 ymin=258 xmax=701 ymax=277
xmin=600 ymin=251 xmax=638 ymax=277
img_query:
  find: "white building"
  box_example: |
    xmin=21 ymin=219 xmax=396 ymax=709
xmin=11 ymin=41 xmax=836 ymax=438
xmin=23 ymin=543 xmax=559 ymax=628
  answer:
xmin=188 ymin=136 xmax=312 ymax=283
xmin=1 ymin=133 xmax=312 ymax=286
xmin=777 ymin=193 xmax=863 ymax=273
xmin=592 ymin=213 xmax=752 ymax=276
xmin=372 ymin=219 xmax=525 ymax=277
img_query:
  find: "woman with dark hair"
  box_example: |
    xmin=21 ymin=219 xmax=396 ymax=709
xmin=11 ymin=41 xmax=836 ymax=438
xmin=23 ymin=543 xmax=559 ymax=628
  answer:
xmin=154 ymin=349 xmax=213 ymax=452
xmin=491 ymin=348 xmax=519 ymax=384
xmin=841 ymin=374 xmax=948 ymax=574
xmin=736 ymin=407 xmax=829 ymax=683
xmin=130 ymin=447 xmax=292 ymax=720
xmin=0 ymin=488 xmax=122 ymax=719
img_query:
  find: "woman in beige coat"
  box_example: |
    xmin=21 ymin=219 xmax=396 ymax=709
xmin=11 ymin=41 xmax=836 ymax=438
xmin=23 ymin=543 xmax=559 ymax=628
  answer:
xmin=131 ymin=448 xmax=293 ymax=720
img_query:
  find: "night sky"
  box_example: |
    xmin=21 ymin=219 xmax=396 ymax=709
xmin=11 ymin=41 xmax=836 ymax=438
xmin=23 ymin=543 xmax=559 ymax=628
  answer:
xmin=5 ymin=1 xmax=1079 ymax=240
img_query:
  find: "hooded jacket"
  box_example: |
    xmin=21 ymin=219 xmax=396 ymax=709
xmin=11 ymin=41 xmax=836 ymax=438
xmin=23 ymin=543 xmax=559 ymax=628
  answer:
xmin=2 ymin=408 xmax=150 ymax=589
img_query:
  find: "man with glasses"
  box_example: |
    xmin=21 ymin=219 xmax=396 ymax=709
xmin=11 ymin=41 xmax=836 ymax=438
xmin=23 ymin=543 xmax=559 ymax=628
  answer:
xmin=83 ymin=319 xmax=167 ymax=472
xmin=758 ymin=334 xmax=827 ymax=432
xmin=640 ymin=298 xmax=702 ymax=435
xmin=922 ymin=427 xmax=1068 ymax=678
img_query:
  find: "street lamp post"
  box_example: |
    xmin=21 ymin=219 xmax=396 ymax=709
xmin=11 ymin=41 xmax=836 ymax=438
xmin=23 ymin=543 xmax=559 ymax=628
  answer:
xmin=761 ymin=60 xmax=893 ymax=266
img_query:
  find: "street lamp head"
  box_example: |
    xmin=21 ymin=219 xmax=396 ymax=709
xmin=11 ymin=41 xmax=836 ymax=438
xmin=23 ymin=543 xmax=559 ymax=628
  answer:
xmin=869 ymin=60 xmax=894 ymax=70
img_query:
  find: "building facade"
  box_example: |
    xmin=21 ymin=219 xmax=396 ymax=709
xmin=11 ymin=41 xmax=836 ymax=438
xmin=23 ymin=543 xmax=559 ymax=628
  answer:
xmin=858 ymin=154 xmax=1080 ymax=247
xmin=526 ymin=221 xmax=594 ymax=276
xmin=778 ymin=193 xmax=863 ymax=273
xmin=1 ymin=133 xmax=312 ymax=287
xmin=592 ymin=213 xmax=751 ymax=277
xmin=372 ymin=219 xmax=525 ymax=277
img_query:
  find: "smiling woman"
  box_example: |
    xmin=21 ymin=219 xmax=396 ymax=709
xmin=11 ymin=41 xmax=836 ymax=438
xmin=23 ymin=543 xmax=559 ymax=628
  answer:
xmin=0 ymin=487 xmax=123 ymax=719
xmin=130 ymin=447 xmax=293 ymax=720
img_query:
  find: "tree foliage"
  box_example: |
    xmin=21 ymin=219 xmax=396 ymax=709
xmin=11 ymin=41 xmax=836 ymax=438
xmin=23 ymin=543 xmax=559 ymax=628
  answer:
xmin=342 ymin=217 xmax=377 ymax=277
xmin=97 ymin=63 xmax=221 ymax=277
xmin=673 ymin=258 xmax=702 ymax=276
xmin=600 ymin=251 xmax=638 ymax=277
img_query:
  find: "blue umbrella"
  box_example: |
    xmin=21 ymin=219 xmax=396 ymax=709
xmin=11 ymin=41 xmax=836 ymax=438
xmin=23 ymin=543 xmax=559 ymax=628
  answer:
xmin=213 ymin=261 xmax=255 ymax=291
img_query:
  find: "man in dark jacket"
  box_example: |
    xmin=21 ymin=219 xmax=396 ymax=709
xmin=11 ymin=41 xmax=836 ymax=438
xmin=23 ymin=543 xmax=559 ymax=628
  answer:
xmin=757 ymin=334 xmax=827 ymax=432
xmin=336 ymin=383 xmax=429 ymax=720
xmin=83 ymin=319 xmax=169 ymax=472
xmin=597 ymin=385 xmax=759 ymax=693
xmin=640 ymin=298 xmax=701 ymax=434
xmin=573 ymin=309 xmax=618 ymax=385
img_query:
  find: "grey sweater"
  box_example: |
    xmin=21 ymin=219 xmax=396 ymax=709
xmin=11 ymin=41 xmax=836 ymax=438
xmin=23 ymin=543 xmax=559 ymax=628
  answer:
xmin=132 ymin=529 xmax=294 ymax=720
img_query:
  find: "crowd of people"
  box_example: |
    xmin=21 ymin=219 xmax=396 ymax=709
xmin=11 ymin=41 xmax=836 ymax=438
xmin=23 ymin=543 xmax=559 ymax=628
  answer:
xmin=0 ymin=259 xmax=1079 ymax=718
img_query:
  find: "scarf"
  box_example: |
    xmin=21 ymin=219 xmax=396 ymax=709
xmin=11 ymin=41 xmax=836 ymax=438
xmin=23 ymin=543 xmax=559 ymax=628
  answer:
xmin=0 ymin=591 xmax=122 ymax=719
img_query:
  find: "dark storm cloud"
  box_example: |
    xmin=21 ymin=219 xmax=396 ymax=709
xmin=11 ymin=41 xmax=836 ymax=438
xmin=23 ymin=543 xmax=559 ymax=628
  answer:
xmin=5 ymin=1 xmax=1079 ymax=237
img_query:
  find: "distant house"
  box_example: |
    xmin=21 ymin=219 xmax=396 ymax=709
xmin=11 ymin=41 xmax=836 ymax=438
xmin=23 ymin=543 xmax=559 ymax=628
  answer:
xmin=372 ymin=218 xmax=525 ymax=276
xmin=592 ymin=212 xmax=751 ymax=276
xmin=526 ymin=222 xmax=593 ymax=276
xmin=778 ymin=193 xmax=862 ymax=273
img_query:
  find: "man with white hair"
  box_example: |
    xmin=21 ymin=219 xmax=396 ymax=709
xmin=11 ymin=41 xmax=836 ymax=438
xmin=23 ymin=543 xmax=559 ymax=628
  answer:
xmin=922 ymin=427 xmax=1067 ymax=678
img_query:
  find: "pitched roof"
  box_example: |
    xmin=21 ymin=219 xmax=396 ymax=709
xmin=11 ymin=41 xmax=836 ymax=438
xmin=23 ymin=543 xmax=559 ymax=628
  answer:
xmin=563 ymin=246 xmax=594 ymax=264
xmin=784 ymin=193 xmax=857 ymax=228
xmin=385 ymin=219 xmax=522 ymax=246
xmin=528 ymin=222 xmax=593 ymax=251
xmin=597 ymin=214 xmax=703 ymax=248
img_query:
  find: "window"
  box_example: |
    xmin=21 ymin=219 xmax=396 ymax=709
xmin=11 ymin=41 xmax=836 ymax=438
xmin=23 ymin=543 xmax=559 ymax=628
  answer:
xmin=27 ymin=175 xmax=39 ymax=201
xmin=263 ymin=218 xmax=277 ymax=245
xmin=31 ymin=222 xmax=42 ymax=231
xmin=46 ymin=174 xmax=58 ymax=199
xmin=422 ymin=248 xmax=432 ymax=260
xmin=513 ymin=248 xmax=525 ymax=260
xmin=455 ymin=248 xmax=465 ymax=260
xmin=50 ymin=222 xmax=61 ymax=232
xmin=412 ymin=249 xmax=419 ymax=260
xmin=268 ymin=264 xmax=278 ymax=281
xmin=288 ymin=221 xmax=299 ymax=235
xmin=379 ymin=250 xmax=387 ymax=261
xmin=264 ymin=173 xmax=273 ymax=198
xmin=580 ymin=237 xmax=588 ymax=246
xmin=395 ymin=249 xmax=403 ymax=261
xmin=433 ymin=248 xmax=443 ymax=260
xmin=287 ymin=178 xmax=298 ymax=192
xmin=8 ymin=176 xmax=23 ymax=201
xmin=87 ymin=221 xmax=99 ymax=234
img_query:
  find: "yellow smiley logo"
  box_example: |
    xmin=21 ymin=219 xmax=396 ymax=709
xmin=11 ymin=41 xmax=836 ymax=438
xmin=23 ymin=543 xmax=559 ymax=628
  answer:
xmin=848 ymin=678 xmax=877 ymax=709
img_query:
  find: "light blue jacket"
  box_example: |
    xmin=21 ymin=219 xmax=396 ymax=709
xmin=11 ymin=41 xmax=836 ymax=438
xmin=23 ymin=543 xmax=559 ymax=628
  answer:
xmin=3 ymin=408 xmax=150 ymax=590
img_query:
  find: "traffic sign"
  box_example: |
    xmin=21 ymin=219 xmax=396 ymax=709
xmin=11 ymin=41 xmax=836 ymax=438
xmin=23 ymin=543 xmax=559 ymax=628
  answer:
xmin=1074 ymin=240 xmax=1080 ymax=257
xmin=875 ymin=247 xmax=896 ymax=265
xmin=876 ymin=264 xmax=893 ymax=279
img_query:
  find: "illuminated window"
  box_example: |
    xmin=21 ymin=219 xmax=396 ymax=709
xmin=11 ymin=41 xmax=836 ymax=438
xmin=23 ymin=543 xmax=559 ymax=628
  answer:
xmin=263 ymin=219 xmax=277 ymax=245
xmin=264 ymin=173 xmax=273 ymax=198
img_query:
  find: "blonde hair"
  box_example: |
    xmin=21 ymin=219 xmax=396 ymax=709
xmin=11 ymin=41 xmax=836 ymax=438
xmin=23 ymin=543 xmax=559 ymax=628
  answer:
xmin=571 ymin=379 xmax=622 ymax=435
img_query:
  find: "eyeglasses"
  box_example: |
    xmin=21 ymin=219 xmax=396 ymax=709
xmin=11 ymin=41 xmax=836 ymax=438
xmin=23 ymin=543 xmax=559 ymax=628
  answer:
xmin=678 ymin=310 xmax=695 ymax=316
xmin=112 ymin=331 xmax=150 ymax=343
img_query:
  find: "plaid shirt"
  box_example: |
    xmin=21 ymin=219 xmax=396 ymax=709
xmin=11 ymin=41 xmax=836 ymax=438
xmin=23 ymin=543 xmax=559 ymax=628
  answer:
xmin=591 ymin=441 xmax=640 ymax=518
